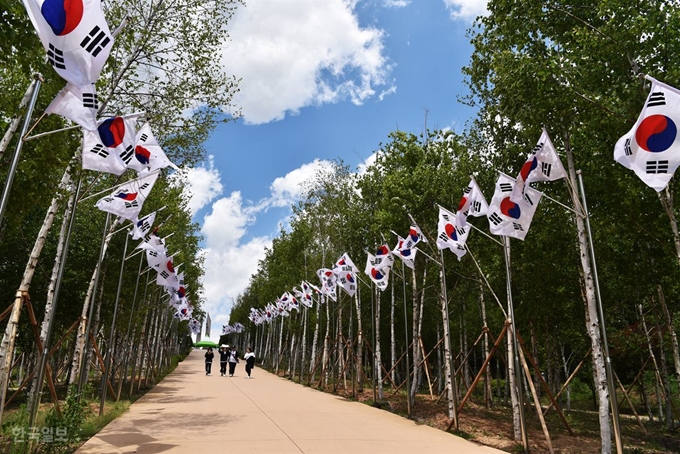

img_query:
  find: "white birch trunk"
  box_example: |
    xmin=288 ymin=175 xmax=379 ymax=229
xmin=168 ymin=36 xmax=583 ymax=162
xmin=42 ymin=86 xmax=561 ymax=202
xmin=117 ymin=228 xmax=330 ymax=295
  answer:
xmin=564 ymin=134 xmax=612 ymax=454
xmin=68 ymin=220 xmax=116 ymax=386
xmin=310 ymin=299 xmax=320 ymax=374
xmin=0 ymin=169 xmax=71 ymax=423
xmin=657 ymin=285 xmax=680 ymax=388
xmin=410 ymin=268 xmax=420 ymax=402
xmin=354 ymin=290 xmax=363 ymax=390
xmin=390 ymin=276 xmax=396 ymax=384
xmin=322 ymin=298 xmax=330 ymax=385
xmin=375 ymin=286 xmax=383 ymax=399
xmin=440 ymin=267 xmax=456 ymax=421
xmin=480 ymin=283 xmax=492 ymax=407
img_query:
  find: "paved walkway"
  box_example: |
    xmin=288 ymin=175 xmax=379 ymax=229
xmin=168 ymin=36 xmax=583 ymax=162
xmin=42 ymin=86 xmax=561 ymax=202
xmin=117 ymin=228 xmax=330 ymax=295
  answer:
xmin=76 ymin=350 xmax=504 ymax=454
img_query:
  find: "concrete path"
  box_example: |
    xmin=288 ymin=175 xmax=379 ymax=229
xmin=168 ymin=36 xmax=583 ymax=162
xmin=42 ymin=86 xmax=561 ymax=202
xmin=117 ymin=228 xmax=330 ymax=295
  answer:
xmin=76 ymin=350 xmax=504 ymax=454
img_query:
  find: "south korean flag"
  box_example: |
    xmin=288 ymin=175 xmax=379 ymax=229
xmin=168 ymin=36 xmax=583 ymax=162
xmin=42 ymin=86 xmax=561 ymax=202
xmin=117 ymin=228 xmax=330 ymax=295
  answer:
xmin=95 ymin=171 xmax=158 ymax=222
xmin=22 ymin=0 xmax=114 ymax=87
xmin=46 ymin=83 xmax=98 ymax=130
xmin=487 ymin=173 xmax=542 ymax=241
xmin=394 ymin=235 xmax=416 ymax=270
xmin=436 ymin=206 xmax=470 ymax=261
xmin=614 ymin=76 xmax=680 ymax=191
xmin=157 ymin=256 xmax=179 ymax=290
xmin=130 ymin=211 xmax=156 ymax=240
xmin=455 ymin=176 xmax=489 ymax=228
xmin=83 ymin=113 xmax=142 ymax=175
xmin=365 ymin=252 xmax=390 ymax=291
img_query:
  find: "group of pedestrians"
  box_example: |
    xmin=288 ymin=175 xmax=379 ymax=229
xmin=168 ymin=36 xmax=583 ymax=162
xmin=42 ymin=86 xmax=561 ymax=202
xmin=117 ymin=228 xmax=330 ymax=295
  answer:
xmin=204 ymin=346 xmax=256 ymax=378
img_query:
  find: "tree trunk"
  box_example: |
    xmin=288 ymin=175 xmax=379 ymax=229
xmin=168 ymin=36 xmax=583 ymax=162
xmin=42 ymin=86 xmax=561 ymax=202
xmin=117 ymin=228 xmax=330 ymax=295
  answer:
xmin=354 ymin=289 xmax=363 ymax=391
xmin=310 ymin=297 xmax=320 ymax=375
xmin=638 ymin=304 xmax=664 ymax=421
xmin=390 ymin=276 xmax=396 ymax=385
xmin=656 ymin=323 xmax=673 ymax=428
xmin=657 ymin=285 xmax=680 ymax=388
xmin=440 ymin=266 xmax=456 ymax=423
xmin=375 ymin=285 xmax=383 ymax=399
xmin=0 ymin=169 xmax=71 ymax=423
xmin=564 ymin=132 xmax=612 ymax=454
xmin=410 ymin=267 xmax=421 ymax=402
xmin=480 ymin=283 xmax=492 ymax=408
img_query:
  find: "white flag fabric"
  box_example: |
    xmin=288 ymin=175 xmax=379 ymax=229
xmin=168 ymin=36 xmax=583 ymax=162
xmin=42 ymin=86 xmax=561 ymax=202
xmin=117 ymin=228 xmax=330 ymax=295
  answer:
xmin=407 ymin=223 xmax=427 ymax=245
xmin=22 ymin=0 xmax=113 ymax=87
xmin=365 ymin=252 xmax=390 ymax=291
xmin=511 ymin=128 xmax=567 ymax=202
xmin=45 ymin=83 xmax=98 ymax=130
xmin=334 ymin=253 xmax=358 ymax=273
xmin=317 ymin=268 xmax=338 ymax=301
xmin=393 ymin=235 xmax=416 ymax=269
xmin=487 ymin=174 xmax=542 ymax=241
xmin=134 ymin=123 xmax=179 ymax=174
xmin=130 ymin=211 xmax=156 ymax=240
xmin=156 ymin=256 xmax=179 ymax=289
xmin=436 ymin=206 xmax=470 ymax=260
xmin=336 ymin=270 xmax=357 ymax=297
xmin=82 ymin=113 xmax=142 ymax=175
xmin=372 ymin=244 xmax=394 ymax=271
xmin=455 ymin=176 xmax=489 ymax=227
xmin=95 ymin=172 xmax=158 ymax=222
xmin=614 ymin=77 xmax=680 ymax=191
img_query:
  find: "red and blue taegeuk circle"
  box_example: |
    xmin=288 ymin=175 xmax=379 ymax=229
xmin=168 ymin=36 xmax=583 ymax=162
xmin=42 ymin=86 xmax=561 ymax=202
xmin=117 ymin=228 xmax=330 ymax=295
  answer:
xmin=98 ymin=117 xmax=126 ymax=148
xmin=41 ymin=0 xmax=83 ymax=36
xmin=636 ymin=115 xmax=677 ymax=153
xmin=500 ymin=198 xmax=521 ymax=219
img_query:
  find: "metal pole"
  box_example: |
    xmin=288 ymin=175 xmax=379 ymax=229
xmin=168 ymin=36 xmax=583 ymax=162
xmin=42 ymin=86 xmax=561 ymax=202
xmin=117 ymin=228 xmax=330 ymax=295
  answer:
xmin=439 ymin=249 xmax=460 ymax=430
xmin=401 ymin=260 xmax=411 ymax=417
xmin=99 ymin=230 xmax=129 ymax=415
xmin=0 ymin=74 xmax=42 ymax=227
xmin=117 ymin=252 xmax=144 ymax=400
xmin=503 ymin=236 xmax=529 ymax=453
xmin=28 ymin=178 xmax=82 ymax=428
xmin=578 ymin=171 xmax=623 ymax=454
xmin=78 ymin=213 xmax=111 ymax=398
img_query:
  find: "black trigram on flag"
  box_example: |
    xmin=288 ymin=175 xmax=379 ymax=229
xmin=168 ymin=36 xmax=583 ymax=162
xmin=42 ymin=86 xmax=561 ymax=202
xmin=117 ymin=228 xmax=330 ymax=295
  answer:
xmin=148 ymin=250 xmax=158 ymax=258
xmin=512 ymin=222 xmax=524 ymax=231
xmin=471 ymin=200 xmax=482 ymax=213
xmin=124 ymin=200 xmax=139 ymax=209
xmin=533 ymin=142 xmax=543 ymax=153
xmin=139 ymin=183 xmax=150 ymax=191
xmin=160 ymin=270 xmax=170 ymax=279
xmin=90 ymin=144 xmax=109 ymax=158
xmin=523 ymin=194 xmax=535 ymax=206
xmin=624 ymin=138 xmax=633 ymax=157
xmin=647 ymin=92 xmax=666 ymax=108
xmin=120 ymin=146 xmax=134 ymax=164
xmin=438 ymin=232 xmax=450 ymax=242
xmin=500 ymin=182 xmax=512 ymax=192
xmin=102 ymin=196 xmax=114 ymax=203
xmin=80 ymin=26 xmax=111 ymax=57
xmin=441 ymin=212 xmax=451 ymax=221
xmin=139 ymin=133 xmax=149 ymax=142
xmin=646 ymin=160 xmax=669 ymax=174
xmin=140 ymin=221 xmax=151 ymax=233
xmin=47 ymin=44 xmax=66 ymax=69
xmin=463 ymin=185 xmax=472 ymax=195
xmin=541 ymin=162 xmax=552 ymax=177
xmin=83 ymin=93 xmax=98 ymax=109
xmin=489 ymin=212 xmax=503 ymax=226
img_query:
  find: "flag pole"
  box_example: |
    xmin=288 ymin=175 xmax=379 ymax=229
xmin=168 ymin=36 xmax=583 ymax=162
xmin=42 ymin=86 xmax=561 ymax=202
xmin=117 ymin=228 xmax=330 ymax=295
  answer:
xmin=99 ymin=229 xmax=130 ymax=415
xmin=578 ymin=170 xmax=623 ymax=454
xmin=502 ymin=236 xmax=529 ymax=452
xmin=0 ymin=76 xmax=40 ymax=159
xmin=464 ymin=244 xmax=508 ymax=319
xmin=401 ymin=259 xmax=412 ymax=417
xmin=78 ymin=212 xmax=112 ymax=398
xmin=78 ymin=168 xmax=162 ymax=203
xmin=0 ymin=74 xmax=43 ymax=228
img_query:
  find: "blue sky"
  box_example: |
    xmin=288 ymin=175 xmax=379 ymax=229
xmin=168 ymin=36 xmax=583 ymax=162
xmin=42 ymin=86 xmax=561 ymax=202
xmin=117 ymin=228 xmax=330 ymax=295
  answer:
xmin=181 ymin=0 xmax=488 ymax=337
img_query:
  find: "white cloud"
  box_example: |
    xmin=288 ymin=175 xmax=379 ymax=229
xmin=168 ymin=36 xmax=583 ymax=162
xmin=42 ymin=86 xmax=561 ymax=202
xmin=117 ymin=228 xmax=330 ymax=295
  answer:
xmin=174 ymin=156 xmax=223 ymax=215
xmin=196 ymin=158 xmax=338 ymax=325
xmin=221 ymin=0 xmax=391 ymax=124
xmin=269 ymin=159 xmax=334 ymax=207
xmin=378 ymin=85 xmax=397 ymax=101
xmin=443 ymin=0 xmax=488 ymax=19
xmin=357 ymin=150 xmax=381 ymax=175
xmin=383 ymin=0 xmax=410 ymax=7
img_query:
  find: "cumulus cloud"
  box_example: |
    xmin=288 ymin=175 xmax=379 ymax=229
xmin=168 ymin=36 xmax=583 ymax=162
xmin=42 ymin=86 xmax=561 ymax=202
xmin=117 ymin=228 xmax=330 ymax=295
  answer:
xmin=221 ymin=0 xmax=392 ymax=124
xmin=269 ymin=159 xmax=334 ymax=207
xmin=443 ymin=0 xmax=488 ymax=19
xmin=174 ymin=156 xmax=223 ymax=215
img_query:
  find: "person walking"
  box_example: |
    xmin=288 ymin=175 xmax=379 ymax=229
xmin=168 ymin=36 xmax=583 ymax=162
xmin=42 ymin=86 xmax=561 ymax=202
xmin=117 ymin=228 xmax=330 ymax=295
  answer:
xmin=244 ymin=347 xmax=255 ymax=379
xmin=219 ymin=345 xmax=230 ymax=376
xmin=204 ymin=348 xmax=214 ymax=376
xmin=228 ymin=346 xmax=239 ymax=377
